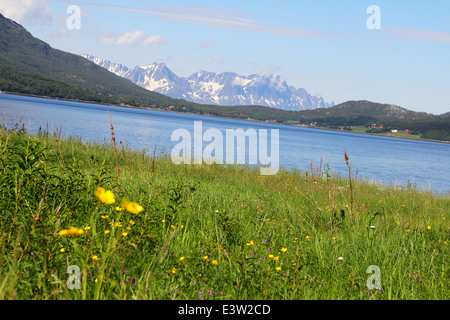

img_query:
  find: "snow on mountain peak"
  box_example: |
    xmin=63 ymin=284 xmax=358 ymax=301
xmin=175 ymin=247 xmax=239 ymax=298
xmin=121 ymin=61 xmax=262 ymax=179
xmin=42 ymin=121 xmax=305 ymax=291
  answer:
xmin=81 ymin=54 xmax=334 ymax=110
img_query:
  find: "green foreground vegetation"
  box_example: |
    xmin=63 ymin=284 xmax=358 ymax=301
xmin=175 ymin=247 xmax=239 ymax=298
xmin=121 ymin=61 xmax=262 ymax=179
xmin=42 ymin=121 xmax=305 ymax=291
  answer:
xmin=0 ymin=126 xmax=448 ymax=300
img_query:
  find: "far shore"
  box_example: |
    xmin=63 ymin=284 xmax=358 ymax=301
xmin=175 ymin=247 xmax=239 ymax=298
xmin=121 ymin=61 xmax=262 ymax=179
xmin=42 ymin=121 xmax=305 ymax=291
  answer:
xmin=1 ymin=90 xmax=449 ymax=145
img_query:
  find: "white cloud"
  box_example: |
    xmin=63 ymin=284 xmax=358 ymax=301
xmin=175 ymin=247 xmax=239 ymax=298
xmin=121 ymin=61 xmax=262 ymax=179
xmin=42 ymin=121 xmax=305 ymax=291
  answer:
xmin=142 ymin=34 xmax=166 ymax=48
xmin=383 ymin=26 xmax=450 ymax=43
xmin=83 ymin=2 xmax=450 ymax=44
xmin=85 ymin=2 xmax=349 ymax=40
xmin=0 ymin=0 xmax=52 ymax=25
xmin=100 ymin=30 xmax=166 ymax=48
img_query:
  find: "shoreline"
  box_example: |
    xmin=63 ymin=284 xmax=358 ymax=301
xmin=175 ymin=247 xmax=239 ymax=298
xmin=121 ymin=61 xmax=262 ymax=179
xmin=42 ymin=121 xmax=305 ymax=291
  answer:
xmin=1 ymin=91 xmax=449 ymax=145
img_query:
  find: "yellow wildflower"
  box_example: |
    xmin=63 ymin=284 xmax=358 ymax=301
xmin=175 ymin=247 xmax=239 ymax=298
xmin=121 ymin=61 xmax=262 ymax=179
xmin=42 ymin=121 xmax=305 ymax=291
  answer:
xmin=172 ymin=267 xmax=177 ymax=274
xmin=104 ymin=230 xmax=110 ymax=234
xmin=427 ymin=226 xmax=431 ymax=230
xmin=60 ymin=248 xmax=65 ymax=253
xmin=121 ymin=232 xmax=128 ymax=237
xmin=275 ymin=267 xmax=281 ymax=271
xmin=92 ymin=255 xmax=100 ymax=261
xmin=212 ymin=260 xmax=218 ymax=265
xmin=84 ymin=226 xmax=91 ymax=231
xmin=94 ymin=186 xmax=115 ymax=204
xmin=129 ymin=220 xmax=135 ymax=225
xmin=101 ymin=215 xmax=109 ymax=219
xmin=281 ymin=247 xmax=287 ymax=253
xmin=59 ymin=227 xmax=84 ymax=237
xmin=121 ymin=200 xmax=144 ymax=214
xmin=179 ymin=256 xmax=185 ymax=262
xmin=203 ymin=255 xmax=208 ymax=260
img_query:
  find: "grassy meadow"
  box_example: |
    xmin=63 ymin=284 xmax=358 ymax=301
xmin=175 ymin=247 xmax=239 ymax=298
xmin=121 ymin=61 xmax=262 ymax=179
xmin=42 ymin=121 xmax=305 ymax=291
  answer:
xmin=0 ymin=124 xmax=448 ymax=300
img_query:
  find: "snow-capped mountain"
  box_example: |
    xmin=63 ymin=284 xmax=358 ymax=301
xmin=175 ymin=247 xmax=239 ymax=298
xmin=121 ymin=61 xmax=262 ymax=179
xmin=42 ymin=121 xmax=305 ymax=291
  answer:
xmin=81 ymin=54 xmax=334 ymax=110
xmin=82 ymin=54 xmax=129 ymax=77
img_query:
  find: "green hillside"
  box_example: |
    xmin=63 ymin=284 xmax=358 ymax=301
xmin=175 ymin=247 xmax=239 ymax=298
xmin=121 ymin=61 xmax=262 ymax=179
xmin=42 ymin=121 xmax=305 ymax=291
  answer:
xmin=0 ymin=13 xmax=193 ymax=108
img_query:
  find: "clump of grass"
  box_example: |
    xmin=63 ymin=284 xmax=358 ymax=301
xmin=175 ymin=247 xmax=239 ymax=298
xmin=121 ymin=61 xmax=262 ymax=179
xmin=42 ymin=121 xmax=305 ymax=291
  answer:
xmin=0 ymin=126 xmax=448 ymax=300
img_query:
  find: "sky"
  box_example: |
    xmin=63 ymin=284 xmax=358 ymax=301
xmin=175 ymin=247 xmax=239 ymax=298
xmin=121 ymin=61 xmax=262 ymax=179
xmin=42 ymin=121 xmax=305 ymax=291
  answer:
xmin=1 ymin=0 xmax=449 ymax=115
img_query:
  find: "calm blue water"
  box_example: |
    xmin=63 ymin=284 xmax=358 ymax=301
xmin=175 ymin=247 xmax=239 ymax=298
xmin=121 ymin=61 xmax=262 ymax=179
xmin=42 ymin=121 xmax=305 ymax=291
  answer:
xmin=1 ymin=93 xmax=449 ymax=194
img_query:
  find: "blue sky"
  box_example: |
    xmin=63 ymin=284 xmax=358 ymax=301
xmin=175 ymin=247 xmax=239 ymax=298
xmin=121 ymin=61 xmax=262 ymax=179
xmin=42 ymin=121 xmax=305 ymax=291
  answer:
xmin=1 ymin=0 xmax=450 ymax=114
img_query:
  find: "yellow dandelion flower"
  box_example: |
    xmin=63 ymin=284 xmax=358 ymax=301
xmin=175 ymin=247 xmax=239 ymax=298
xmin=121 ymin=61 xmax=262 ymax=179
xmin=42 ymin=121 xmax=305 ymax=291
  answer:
xmin=171 ymin=225 xmax=176 ymax=230
xmin=115 ymin=222 xmax=122 ymax=228
xmin=179 ymin=256 xmax=185 ymax=262
xmin=59 ymin=227 xmax=84 ymax=237
xmin=331 ymin=237 xmax=336 ymax=240
xmin=104 ymin=230 xmax=110 ymax=234
xmin=126 ymin=227 xmax=132 ymax=231
xmin=406 ymin=229 xmax=410 ymax=232
xmin=84 ymin=226 xmax=91 ymax=231
xmin=212 ymin=260 xmax=218 ymax=265
xmin=275 ymin=267 xmax=281 ymax=271
xmin=129 ymin=220 xmax=135 ymax=225
xmin=162 ymin=219 xmax=166 ymax=223
xmin=268 ymin=254 xmax=274 ymax=259
xmin=121 ymin=232 xmax=128 ymax=237
xmin=101 ymin=215 xmax=109 ymax=219
xmin=273 ymin=256 xmax=279 ymax=261
xmin=181 ymin=225 xmax=184 ymax=229
xmin=60 ymin=248 xmax=65 ymax=253
xmin=203 ymin=255 xmax=208 ymax=260
xmin=281 ymin=247 xmax=287 ymax=253
xmin=94 ymin=186 xmax=115 ymax=204
xmin=92 ymin=255 xmax=100 ymax=261
xmin=427 ymin=225 xmax=431 ymax=230
xmin=121 ymin=200 xmax=144 ymax=214
xmin=172 ymin=267 xmax=177 ymax=274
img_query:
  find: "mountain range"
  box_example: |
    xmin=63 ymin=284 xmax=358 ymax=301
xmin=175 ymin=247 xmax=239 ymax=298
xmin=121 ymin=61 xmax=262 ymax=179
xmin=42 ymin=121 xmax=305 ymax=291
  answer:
xmin=81 ymin=54 xmax=334 ymax=111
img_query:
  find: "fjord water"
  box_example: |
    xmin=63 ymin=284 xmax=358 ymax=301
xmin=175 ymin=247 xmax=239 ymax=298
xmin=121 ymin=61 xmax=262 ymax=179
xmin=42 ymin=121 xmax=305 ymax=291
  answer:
xmin=1 ymin=93 xmax=449 ymax=194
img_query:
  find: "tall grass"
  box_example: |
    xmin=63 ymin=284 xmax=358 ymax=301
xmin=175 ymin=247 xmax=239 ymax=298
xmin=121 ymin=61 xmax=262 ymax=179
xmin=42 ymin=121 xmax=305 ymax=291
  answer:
xmin=0 ymin=125 xmax=448 ymax=300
